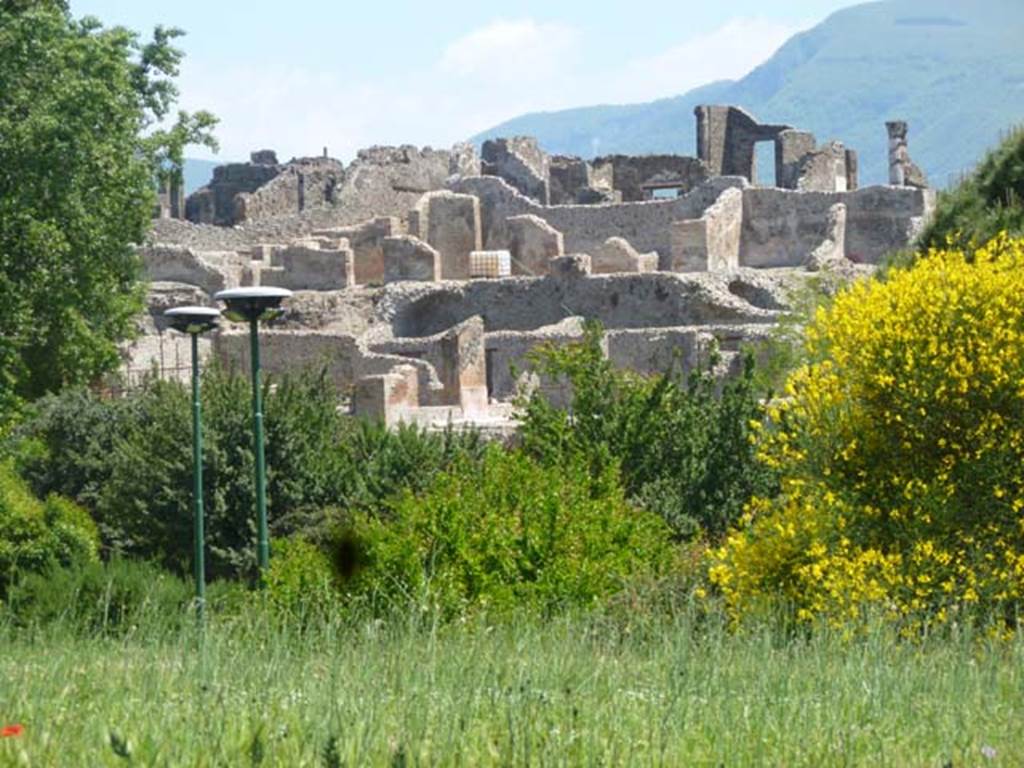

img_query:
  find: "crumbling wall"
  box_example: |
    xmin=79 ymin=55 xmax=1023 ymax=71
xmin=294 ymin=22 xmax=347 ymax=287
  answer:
xmin=740 ymin=186 xmax=934 ymax=266
xmin=313 ymin=217 xmax=401 ymax=285
xmin=140 ymin=244 xmax=251 ymax=295
xmin=186 ymin=152 xmax=283 ymax=226
xmin=214 ymin=329 xmax=442 ymax=398
xmin=413 ymin=191 xmax=482 ymax=280
xmin=548 ymin=155 xmax=593 ymax=205
xmin=260 ymin=239 xmax=355 ymax=291
xmin=592 ymin=155 xmax=710 ymax=202
xmin=449 ymin=175 xmax=745 ymax=263
xmin=695 ymin=105 xmax=791 ymax=181
xmin=386 ymin=268 xmax=779 ymax=340
xmin=235 ymin=157 xmax=344 ymax=223
xmin=670 ymin=187 xmax=744 ymax=272
xmin=481 ymin=137 xmax=550 ymax=205
xmin=506 ymin=214 xmax=564 ymax=276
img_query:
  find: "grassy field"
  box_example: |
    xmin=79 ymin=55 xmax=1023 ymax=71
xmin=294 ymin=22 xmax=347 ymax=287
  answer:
xmin=1 ymin=608 xmax=1022 ymax=767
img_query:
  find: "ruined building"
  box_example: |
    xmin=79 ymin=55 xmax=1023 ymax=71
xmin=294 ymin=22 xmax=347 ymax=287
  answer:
xmin=131 ymin=106 xmax=933 ymax=430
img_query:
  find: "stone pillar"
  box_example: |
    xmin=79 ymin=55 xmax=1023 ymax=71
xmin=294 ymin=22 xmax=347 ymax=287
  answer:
xmin=887 ymin=121 xmax=909 ymax=186
xmin=844 ymin=149 xmax=859 ymax=191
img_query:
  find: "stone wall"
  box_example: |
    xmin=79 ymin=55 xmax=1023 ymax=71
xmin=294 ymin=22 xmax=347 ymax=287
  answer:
xmin=592 ymin=155 xmax=710 ymax=202
xmin=740 ymin=185 xmax=934 ymax=266
xmin=695 ymin=105 xmax=791 ymax=181
xmin=670 ymin=187 xmax=744 ymax=272
xmin=186 ymin=154 xmax=282 ymax=226
xmin=481 ymin=137 xmax=550 ymax=205
xmin=384 ymin=269 xmax=780 ymax=340
xmin=450 ymin=175 xmax=745 ymax=263
xmin=235 ymin=157 xmax=344 ymax=223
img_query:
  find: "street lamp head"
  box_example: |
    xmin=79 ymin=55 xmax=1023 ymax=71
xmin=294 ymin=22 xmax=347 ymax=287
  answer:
xmin=165 ymin=306 xmax=222 ymax=335
xmin=214 ymin=287 xmax=293 ymax=323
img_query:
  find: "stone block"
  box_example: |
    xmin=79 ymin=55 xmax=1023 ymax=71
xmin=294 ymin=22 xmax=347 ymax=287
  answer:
xmin=383 ymin=235 xmax=441 ymax=283
xmin=469 ymin=250 xmax=512 ymax=279
xmin=507 ymin=214 xmax=564 ymax=276
xmin=414 ymin=191 xmax=482 ymax=280
xmin=352 ymin=365 xmax=419 ymax=426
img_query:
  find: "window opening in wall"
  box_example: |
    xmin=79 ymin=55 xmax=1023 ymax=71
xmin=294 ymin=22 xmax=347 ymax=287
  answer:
xmin=645 ymin=184 xmax=686 ymax=200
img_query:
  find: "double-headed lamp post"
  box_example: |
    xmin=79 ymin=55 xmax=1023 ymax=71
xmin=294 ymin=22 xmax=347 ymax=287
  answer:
xmin=164 ymin=306 xmax=221 ymax=622
xmin=213 ymin=287 xmax=292 ymax=577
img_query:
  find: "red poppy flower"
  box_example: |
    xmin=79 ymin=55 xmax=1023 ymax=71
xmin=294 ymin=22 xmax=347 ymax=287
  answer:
xmin=0 ymin=724 xmax=23 ymax=738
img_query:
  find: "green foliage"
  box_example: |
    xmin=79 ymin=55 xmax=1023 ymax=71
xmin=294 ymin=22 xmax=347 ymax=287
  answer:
xmin=345 ymin=447 xmax=674 ymax=617
xmin=919 ymin=126 xmax=1024 ymax=251
xmin=0 ymin=2 xmax=216 ymax=423
xmin=518 ymin=322 xmax=776 ymax=541
xmin=4 ymin=558 xmax=190 ymax=634
xmin=264 ymin=536 xmax=339 ymax=619
xmin=9 ymin=367 xmax=484 ymax=579
xmin=0 ymin=460 xmax=98 ymax=596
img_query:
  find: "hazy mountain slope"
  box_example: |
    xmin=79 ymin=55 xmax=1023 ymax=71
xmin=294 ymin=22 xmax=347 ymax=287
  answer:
xmin=474 ymin=0 xmax=1024 ymax=186
xmin=183 ymin=158 xmax=220 ymax=195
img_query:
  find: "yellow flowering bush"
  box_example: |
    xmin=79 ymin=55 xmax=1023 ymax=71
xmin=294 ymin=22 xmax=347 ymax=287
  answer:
xmin=710 ymin=234 xmax=1024 ymax=628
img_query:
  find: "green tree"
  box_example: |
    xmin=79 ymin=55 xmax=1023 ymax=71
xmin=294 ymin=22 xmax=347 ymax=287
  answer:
xmin=0 ymin=1 xmax=216 ymax=423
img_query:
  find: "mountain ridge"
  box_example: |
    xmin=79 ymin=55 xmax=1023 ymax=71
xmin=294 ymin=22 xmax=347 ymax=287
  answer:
xmin=472 ymin=0 xmax=1024 ymax=187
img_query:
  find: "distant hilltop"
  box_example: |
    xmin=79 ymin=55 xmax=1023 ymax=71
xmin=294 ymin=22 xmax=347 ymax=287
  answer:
xmin=473 ymin=0 xmax=1024 ymax=187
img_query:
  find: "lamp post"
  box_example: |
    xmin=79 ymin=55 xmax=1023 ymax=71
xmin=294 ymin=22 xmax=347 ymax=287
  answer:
xmin=213 ymin=287 xmax=292 ymax=577
xmin=164 ymin=306 xmax=221 ymax=622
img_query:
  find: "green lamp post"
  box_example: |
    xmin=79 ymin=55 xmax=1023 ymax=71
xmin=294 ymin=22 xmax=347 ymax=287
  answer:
xmin=164 ymin=306 xmax=221 ymax=622
xmin=213 ymin=287 xmax=292 ymax=577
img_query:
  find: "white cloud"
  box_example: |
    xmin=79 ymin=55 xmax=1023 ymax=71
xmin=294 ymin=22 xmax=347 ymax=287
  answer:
xmin=439 ymin=19 xmax=581 ymax=80
xmin=606 ymin=18 xmax=807 ymax=103
xmin=178 ymin=16 xmax=808 ymax=163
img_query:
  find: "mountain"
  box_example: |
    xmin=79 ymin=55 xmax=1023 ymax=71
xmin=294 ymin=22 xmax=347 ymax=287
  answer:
xmin=183 ymin=158 xmax=221 ymax=195
xmin=473 ymin=0 xmax=1024 ymax=187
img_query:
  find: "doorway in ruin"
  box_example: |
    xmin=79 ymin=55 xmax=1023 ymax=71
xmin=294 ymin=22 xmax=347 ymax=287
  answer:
xmin=754 ymin=142 xmax=778 ymax=187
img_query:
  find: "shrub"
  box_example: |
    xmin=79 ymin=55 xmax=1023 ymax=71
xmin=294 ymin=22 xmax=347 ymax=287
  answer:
xmin=264 ymin=536 xmax=339 ymax=619
xmin=710 ymin=235 xmax=1024 ymax=629
xmin=0 ymin=460 xmax=98 ymax=595
xmin=8 ymin=367 xmax=484 ymax=579
xmin=518 ymin=322 xmax=776 ymax=541
xmin=4 ymin=558 xmax=191 ymax=634
xmin=343 ymin=447 xmax=675 ymax=618
xmin=919 ymin=126 xmax=1024 ymax=251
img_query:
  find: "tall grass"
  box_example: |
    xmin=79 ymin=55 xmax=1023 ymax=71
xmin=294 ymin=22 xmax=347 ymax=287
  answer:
xmin=1 ymin=607 xmax=1021 ymax=766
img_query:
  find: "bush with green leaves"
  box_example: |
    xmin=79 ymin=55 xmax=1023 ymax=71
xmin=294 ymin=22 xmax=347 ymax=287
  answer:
xmin=0 ymin=460 xmax=98 ymax=596
xmin=9 ymin=367 xmax=484 ymax=579
xmin=343 ymin=447 xmax=675 ymax=618
xmin=919 ymin=125 xmax=1024 ymax=251
xmin=263 ymin=536 xmax=340 ymax=620
xmin=518 ymin=322 xmax=776 ymax=541
xmin=4 ymin=558 xmax=191 ymax=634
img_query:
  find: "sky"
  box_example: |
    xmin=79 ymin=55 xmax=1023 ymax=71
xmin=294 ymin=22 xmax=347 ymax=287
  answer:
xmin=69 ymin=0 xmax=861 ymax=162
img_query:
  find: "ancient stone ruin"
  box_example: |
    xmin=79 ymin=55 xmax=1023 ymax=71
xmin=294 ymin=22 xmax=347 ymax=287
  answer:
xmin=129 ymin=106 xmax=934 ymax=430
